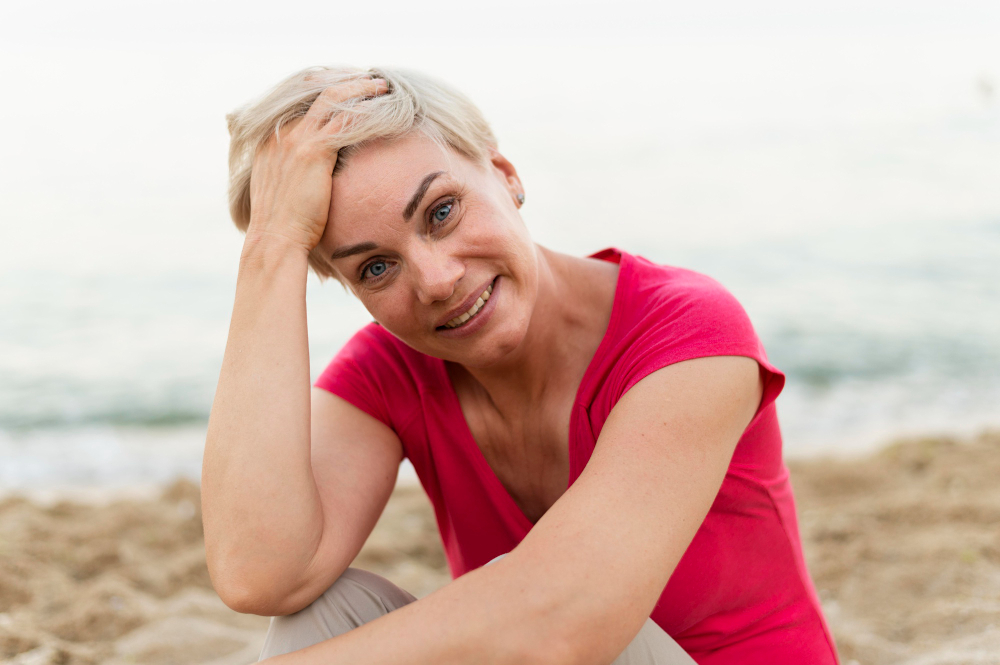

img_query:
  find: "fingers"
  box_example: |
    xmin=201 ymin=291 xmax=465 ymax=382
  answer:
xmin=322 ymin=94 xmax=388 ymax=135
xmin=301 ymin=77 xmax=388 ymax=130
xmin=329 ymin=77 xmax=388 ymax=104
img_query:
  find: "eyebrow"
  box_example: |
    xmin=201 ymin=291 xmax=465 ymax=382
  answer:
xmin=329 ymin=170 xmax=448 ymax=261
xmin=403 ymin=170 xmax=446 ymax=220
xmin=329 ymin=241 xmax=379 ymax=261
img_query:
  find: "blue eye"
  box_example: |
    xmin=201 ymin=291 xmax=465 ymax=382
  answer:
xmin=432 ymin=203 xmax=452 ymax=223
xmin=360 ymin=258 xmax=396 ymax=284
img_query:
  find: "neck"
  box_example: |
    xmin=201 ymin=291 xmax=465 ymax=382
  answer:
xmin=453 ymin=245 xmax=617 ymax=412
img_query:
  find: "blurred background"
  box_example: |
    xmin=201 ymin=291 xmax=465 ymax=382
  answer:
xmin=1 ymin=0 xmax=998 ymax=490
xmin=2 ymin=3 xmax=1000 ymax=664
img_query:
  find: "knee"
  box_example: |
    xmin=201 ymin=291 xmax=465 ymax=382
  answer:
xmin=321 ymin=568 xmax=418 ymax=622
xmin=258 ymin=568 xmax=416 ymax=660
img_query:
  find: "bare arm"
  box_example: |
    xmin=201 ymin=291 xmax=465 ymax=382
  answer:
xmin=201 ymin=77 xmax=398 ymax=615
xmin=262 ymin=355 xmax=763 ymax=665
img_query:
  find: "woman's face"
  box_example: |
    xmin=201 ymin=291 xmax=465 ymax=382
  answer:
xmin=318 ymin=132 xmax=537 ymax=368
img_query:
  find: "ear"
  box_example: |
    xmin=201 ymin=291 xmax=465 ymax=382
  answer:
xmin=487 ymin=146 xmax=524 ymax=205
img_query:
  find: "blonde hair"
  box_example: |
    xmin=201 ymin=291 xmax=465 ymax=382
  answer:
xmin=226 ymin=66 xmax=498 ymax=279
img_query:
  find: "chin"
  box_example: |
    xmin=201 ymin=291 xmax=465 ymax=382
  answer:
xmin=455 ymin=317 xmax=530 ymax=368
xmin=396 ymin=276 xmax=535 ymax=366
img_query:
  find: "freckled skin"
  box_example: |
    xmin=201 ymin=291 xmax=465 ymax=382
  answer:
xmin=319 ymin=133 xmax=539 ymax=369
xmin=316 ymin=133 xmax=626 ymax=527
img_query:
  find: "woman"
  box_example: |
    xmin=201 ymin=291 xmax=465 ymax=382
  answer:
xmin=202 ymin=67 xmax=839 ymax=664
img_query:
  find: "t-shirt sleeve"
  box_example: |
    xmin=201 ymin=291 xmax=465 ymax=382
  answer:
xmin=611 ymin=268 xmax=785 ymax=422
xmin=313 ymin=324 xmax=396 ymax=430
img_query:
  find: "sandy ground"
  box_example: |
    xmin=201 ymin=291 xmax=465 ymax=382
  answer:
xmin=1 ymin=431 xmax=998 ymax=665
xmin=789 ymin=431 xmax=1000 ymax=664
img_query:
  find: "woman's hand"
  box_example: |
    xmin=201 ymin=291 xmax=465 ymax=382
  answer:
xmin=245 ymin=77 xmax=389 ymax=252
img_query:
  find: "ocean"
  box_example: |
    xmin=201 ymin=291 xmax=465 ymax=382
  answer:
xmin=1 ymin=1 xmax=998 ymax=491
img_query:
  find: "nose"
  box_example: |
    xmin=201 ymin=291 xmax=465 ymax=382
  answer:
xmin=410 ymin=244 xmax=464 ymax=306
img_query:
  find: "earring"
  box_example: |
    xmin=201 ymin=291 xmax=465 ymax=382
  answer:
xmin=516 ymin=193 xmax=525 ymax=205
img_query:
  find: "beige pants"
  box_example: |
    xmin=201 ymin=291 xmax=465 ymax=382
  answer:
xmin=258 ymin=568 xmax=695 ymax=664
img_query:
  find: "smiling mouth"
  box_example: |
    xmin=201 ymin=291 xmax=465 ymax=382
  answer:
xmin=441 ymin=282 xmax=494 ymax=329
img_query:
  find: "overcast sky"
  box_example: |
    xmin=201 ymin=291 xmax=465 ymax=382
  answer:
xmin=1 ymin=0 xmax=997 ymax=272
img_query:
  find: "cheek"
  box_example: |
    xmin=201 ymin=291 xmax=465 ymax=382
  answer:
xmin=463 ymin=197 xmax=532 ymax=255
xmin=359 ymin=287 xmax=416 ymax=331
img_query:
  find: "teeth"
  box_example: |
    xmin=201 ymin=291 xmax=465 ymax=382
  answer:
xmin=444 ymin=283 xmax=493 ymax=329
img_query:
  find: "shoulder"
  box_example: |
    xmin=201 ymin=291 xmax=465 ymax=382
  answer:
xmin=614 ymin=250 xmax=758 ymax=350
xmin=321 ymin=322 xmax=444 ymax=376
xmin=322 ymin=321 xmax=411 ymax=368
xmin=314 ymin=322 xmax=438 ymax=432
xmin=585 ymin=249 xmax=781 ymax=407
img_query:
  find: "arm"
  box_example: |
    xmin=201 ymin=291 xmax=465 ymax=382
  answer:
xmin=263 ymin=355 xmax=763 ymax=665
xmin=201 ymin=77 xmax=399 ymax=615
xmin=202 ymin=222 xmax=404 ymax=616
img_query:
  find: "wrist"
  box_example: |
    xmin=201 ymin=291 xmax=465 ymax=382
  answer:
xmin=241 ymin=226 xmax=311 ymax=258
xmin=239 ymin=230 xmax=312 ymax=275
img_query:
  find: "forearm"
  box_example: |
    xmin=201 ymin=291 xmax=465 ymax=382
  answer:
xmin=202 ymin=232 xmax=323 ymax=611
xmin=263 ymin=557 xmax=573 ymax=665
xmin=260 ymin=477 xmax=673 ymax=665
xmin=258 ymin=352 xmax=755 ymax=665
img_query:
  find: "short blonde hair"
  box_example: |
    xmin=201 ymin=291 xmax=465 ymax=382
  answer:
xmin=226 ymin=66 xmax=498 ymax=279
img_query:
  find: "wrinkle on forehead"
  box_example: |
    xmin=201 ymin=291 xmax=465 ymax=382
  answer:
xmin=326 ymin=134 xmax=464 ymax=241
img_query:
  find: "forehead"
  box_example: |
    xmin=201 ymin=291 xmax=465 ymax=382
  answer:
xmin=325 ymin=133 xmax=470 ymax=244
xmin=334 ymin=134 xmax=461 ymax=206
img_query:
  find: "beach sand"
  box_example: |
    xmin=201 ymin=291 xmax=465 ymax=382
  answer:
xmin=1 ymin=431 xmax=998 ymax=665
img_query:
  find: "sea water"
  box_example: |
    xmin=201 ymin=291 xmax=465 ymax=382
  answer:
xmin=1 ymin=3 xmax=998 ymax=490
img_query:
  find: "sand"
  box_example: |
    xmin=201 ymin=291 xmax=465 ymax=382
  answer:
xmin=789 ymin=431 xmax=1000 ymax=664
xmin=1 ymin=431 xmax=998 ymax=665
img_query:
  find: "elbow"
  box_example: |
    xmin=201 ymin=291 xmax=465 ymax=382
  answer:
xmin=204 ymin=527 xmax=345 ymax=616
xmin=212 ymin=580 xmax=278 ymax=616
xmin=210 ymin=565 xmax=280 ymax=615
xmin=212 ymin=575 xmax=313 ymax=617
xmin=214 ymin=582 xmax=278 ymax=616
xmin=208 ymin=556 xmax=319 ymax=617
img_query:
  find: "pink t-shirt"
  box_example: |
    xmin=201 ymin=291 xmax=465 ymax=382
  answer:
xmin=316 ymin=248 xmax=838 ymax=664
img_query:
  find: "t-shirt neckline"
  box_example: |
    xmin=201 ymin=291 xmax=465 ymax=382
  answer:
xmin=435 ymin=248 xmax=631 ymax=530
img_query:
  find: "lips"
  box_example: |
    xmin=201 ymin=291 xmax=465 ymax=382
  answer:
xmin=442 ymin=282 xmax=494 ymax=328
xmin=436 ymin=277 xmax=497 ymax=330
